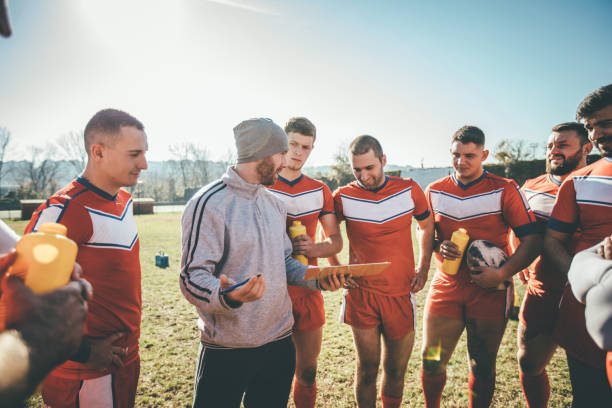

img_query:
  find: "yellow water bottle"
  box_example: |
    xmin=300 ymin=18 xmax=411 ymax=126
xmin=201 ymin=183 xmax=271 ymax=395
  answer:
xmin=288 ymin=220 xmax=308 ymax=265
xmin=0 ymin=222 xmax=78 ymax=330
xmin=10 ymin=222 xmax=78 ymax=292
xmin=442 ymin=228 xmax=469 ymax=275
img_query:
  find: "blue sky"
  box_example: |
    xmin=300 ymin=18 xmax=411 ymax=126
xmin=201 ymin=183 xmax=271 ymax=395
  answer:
xmin=1 ymin=0 xmax=611 ymax=167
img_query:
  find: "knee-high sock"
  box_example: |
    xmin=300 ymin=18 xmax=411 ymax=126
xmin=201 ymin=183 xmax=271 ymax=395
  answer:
xmin=293 ymin=381 xmax=316 ymax=408
xmin=468 ymin=372 xmax=495 ymax=408
xmin=421 ymin=369 xmax=446 ymax=408
xmin=381 ymin=393 xmax=402 ymax=408
xmin=520 ymin=371 xmax=550 ymax=408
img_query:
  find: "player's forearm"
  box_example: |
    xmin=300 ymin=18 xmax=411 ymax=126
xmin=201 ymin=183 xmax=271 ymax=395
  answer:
xmin=310 ymin=233 xmax=343 ymax=258
xmin=285 ymin=256 xmax=320 ymax=290
xmin=417 ymin=224 xmax=435 ymax=269
xmin=543 ymin=233 xmax=572 ymax=275
xmin=500 ymin=234 xmax=542 ymax=279
xmin=179 ymin=269 xmax=234 ymax=313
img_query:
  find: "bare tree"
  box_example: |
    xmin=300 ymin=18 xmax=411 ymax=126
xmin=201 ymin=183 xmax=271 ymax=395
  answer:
xmin=56 ymin=130 xmax=87 ymax=177
xmin=330 ymin=142 xmax=353 ymax=189
xmin=15 ymin=145 xmax=61 ymax=198
xmin=494 ymin=139 xmax=535 ymax=178
xmin=0 ymin=127 xmax=11 ymax=193
xmin=168 ymin=142 xmax=210 ymax=196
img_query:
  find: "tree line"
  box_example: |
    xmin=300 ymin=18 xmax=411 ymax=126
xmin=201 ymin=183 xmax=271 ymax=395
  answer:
xmin=3 ymin=124 xmax=575 ymax=206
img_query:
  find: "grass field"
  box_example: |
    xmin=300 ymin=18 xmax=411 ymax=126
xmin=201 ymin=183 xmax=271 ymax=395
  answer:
xmin=5 ymin=213 xmax=573 ymax=407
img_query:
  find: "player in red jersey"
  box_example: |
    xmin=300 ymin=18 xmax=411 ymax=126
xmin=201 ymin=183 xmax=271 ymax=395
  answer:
xmin=515 ymin=122 xmax=591 ymax=408
xmin=421 ymin=126 xmax=540 ymax=408
xmin=26 ymin=109 xmax=148 ymax=408
xmin=267 ymin=117 xmax=342 ymax=408
xmin=544 ymin=84 xmax=612 ymax=406
xmin=333 ymin=135 xmax=434 ymax=408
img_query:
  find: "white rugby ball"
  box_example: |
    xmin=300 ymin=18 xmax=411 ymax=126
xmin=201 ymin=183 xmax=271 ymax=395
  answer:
xmin=466 ymin=240 xmax=508 ymax=274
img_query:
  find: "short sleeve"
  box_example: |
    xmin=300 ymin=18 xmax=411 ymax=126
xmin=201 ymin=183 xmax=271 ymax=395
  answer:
xmin=411 ymin=182 xmax=431 ymax=221
xmin=548 ymin=178 xmax=579 ymax=234
xmin=502 ymin=181 xmax=538 ymax=238
xmin=333 ymin=188 xmax=345 ymax=222
xmin=25 ymin=199 xmax=93 ymax=245
xmin=319 ymin=184 xmax=335 ymax=217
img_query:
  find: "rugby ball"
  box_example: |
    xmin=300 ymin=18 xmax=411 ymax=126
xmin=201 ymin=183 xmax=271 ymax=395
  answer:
xmin=466 ymin=240 xmax=508 ymax=274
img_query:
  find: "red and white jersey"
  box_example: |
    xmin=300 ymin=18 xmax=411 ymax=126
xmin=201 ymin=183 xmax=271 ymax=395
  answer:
xmin=549 ymin=157 xmax=612 ymax=369
xmin=549 ymin=157 xmax=612 ymax=253
xmin=267 ymin=174 xmax=335 ymax=298
xmin=26 ymin=177 xmax=141 ymax=380
xmin=426 ymin=171 xmax=537 ymax=283
xmin=334 ymin=176 xmax=430 ymax=296
xmin=520 ymin=174 xmax=566 ymax=296
xmin=522 ymin=174 xmax=562 ymax=222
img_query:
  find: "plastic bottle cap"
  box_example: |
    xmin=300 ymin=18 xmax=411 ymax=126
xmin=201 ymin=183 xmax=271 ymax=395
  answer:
xmin=38 ymin=223 xmax=67 ymax=236
xmin=33 ymin=244 xmax=59 ymax=264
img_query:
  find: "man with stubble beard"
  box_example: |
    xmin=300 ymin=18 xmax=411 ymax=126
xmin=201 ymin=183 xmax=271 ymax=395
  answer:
xmin=545 ymin=84 xmax=612 ymax=407
xmin=515 ymin=122 xmax=592 ymax=408
xmin=180 ymin=118 xmax=344 ymax=408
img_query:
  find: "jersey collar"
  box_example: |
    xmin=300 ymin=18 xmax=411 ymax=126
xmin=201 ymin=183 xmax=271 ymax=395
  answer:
xmin=76 ymin=177 xmax=117 ymax=201
xmin=548 ymin=174 xmax=562 ymax=186
xmin=278 ymin=173 xmax=303 ymax=187
xmin=357 ymin=175 xmax=389 ymax=193
xmin=452 ymin=170 xmax=488 ymax=190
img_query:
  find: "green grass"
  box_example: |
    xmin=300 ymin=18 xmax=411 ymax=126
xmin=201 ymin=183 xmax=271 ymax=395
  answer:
xmin=5 ymin=214 xmax=572 ymax=407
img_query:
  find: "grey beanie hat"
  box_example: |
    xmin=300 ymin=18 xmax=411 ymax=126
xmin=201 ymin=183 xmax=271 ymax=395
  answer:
xmin=233 ymin=118 xmax=288 ymax=164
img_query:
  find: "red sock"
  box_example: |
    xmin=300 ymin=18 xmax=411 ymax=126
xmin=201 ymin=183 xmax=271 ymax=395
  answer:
xmin=468 ymin=372 xmax=495 ymax=408
xmin=293 ymin=381 xmax=316 ymax=408
xmin=381 ymin=393 xmax=402 ymax=408
xmin=519 ymin=371 xmax=550 ymax=408
xmin=421 ymin=369 xmax=446 ymax=408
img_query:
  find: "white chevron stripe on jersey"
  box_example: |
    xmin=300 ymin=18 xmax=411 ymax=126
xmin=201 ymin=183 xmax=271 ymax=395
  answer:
xmin=573 ymin=175 xmax=612 ymax=207
xmin=32 ymin=204 xmax=64 ymax=230
xmin=430 ymin=188 xmax=503 ymax=221
xmin=340 ymin=187 xmax=414 ymax=224
xmin=523 ymin=189 xmax=556 ymax=219
xmin=269 ymin=187 xmax=324 ymax=218
xmin=84 ymin=199 xmax=138 ymax=250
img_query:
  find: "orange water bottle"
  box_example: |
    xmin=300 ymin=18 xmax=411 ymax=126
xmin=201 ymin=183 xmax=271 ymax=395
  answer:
xmin=288 ymin=220 xmax=308 ymax=265
xmin=0 ymin=223 xmax=77 ymax=330
xmin=442 ymin=228 xmax=469 ymax=275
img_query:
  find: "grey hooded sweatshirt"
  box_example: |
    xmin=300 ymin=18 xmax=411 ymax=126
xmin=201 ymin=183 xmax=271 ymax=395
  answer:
xmin=180 ymin=166 xmax=320 ymax=349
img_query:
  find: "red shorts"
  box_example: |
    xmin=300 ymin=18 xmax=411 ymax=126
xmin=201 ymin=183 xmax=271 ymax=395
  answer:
xmin=425 ymin=275 xmax=511 ymax=320
xmin=518 ymin=290 xmax=562 ymax=336
xmin=42 ymin=358 xmax=140 ymax=408
xmin=340 ymin=287 xmax=414 ymax=340
xmin=291 ymin=291 xmax=325 ymax=333
xmin=554 ymin=285 xmax=606 ymax=370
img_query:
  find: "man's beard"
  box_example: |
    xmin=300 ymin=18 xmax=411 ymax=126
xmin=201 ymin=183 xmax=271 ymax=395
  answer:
xmin=594 ymin=136 xmax=612 ymax=158
xmin=256 ymin=157 xmax=279 ymax=186
xmin=360 ymin=172 xmax=385 ymax=190
xmin=547 ymin=149 xmax=584 ymax=175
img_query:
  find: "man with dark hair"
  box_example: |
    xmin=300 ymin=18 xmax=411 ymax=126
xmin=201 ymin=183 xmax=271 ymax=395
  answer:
xmin=545 ymin=84 xmax=612 ymax=406
xmin=514 ymin=122 xmax=591 ymax=407
xmin=350 ymin=134 xmax=384 ymax=159
xmin=266 ymin=116 xmax=342 ymax=408
xmin=26 ymin=108 xmax=148 ymax=407
xmin=421 ymin=125 xmax=540 ymax=408
xmin=334 ymin=135 xmax=434 ymax=408
xmin=180 ymin=118 xmax=343 ymax=408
